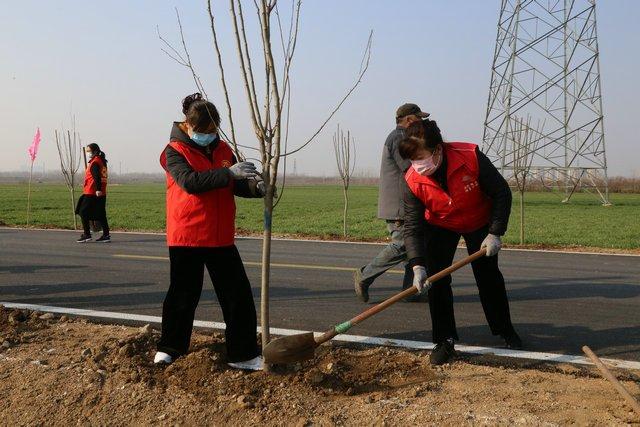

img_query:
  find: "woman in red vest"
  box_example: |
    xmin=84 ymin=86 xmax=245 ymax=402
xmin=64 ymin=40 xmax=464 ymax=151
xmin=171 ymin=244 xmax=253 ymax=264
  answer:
xmin=399 ymin=118 xmax=521 ymax=365
xmin=75 ymin=143 xmax=110 ymax=243
xmin=155 ymin=93 xmax=266 ymax=370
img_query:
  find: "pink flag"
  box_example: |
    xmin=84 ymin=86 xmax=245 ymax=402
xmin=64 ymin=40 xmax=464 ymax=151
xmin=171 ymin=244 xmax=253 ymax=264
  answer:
xmin=27 ymin=127 xmax=41 ymax=162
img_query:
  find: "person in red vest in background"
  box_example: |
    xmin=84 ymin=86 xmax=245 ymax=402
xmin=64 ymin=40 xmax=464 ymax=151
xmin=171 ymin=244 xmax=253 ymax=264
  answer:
xmin=399 ymin=118 xmax=522 ymax=366
xmin=75 ymin=143 xmax=110 ymax=243
xmin=154 ymin=93 xmax=267 ymax=371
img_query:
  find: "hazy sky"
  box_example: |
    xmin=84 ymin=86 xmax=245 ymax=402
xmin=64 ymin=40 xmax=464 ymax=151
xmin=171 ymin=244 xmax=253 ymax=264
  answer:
xmin=1 ymin=1 xmax=639 ymax=176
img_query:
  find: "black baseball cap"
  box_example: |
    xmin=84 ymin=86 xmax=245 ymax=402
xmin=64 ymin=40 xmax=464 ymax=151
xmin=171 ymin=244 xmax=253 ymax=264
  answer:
xmin=396 ymin=103 xmax=430 ymax=119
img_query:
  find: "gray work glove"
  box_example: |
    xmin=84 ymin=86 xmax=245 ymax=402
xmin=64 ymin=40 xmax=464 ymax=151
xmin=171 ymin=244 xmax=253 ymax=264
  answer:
xmin=412 ymin=265 xmax=430 ymax=294
xmin=256 ymin=180 xmax=278 ymax=199
xmin=256 ymin=180 xmax=266 ymax=196
xmin=481 ymin=233 xmax=502 ymax=257
xmin=229 ymin=162 xmax=258 ymax=180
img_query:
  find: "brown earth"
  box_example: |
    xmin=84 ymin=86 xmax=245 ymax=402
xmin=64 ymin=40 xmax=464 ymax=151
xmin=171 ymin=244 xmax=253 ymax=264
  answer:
xmin=0 ymin=306 xmax=639 ymax=426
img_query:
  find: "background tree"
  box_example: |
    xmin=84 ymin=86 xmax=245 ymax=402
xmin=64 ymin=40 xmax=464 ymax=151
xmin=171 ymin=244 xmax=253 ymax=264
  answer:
xmin=333 ymin=124 xmax=356 ymax=238
xmin=55 ymin=118 xmax=82 ymax=230
xmin=160 ymin=0 xmax=373 ymax=354
xmin=510 ymin=116 xmax=543 ymax=245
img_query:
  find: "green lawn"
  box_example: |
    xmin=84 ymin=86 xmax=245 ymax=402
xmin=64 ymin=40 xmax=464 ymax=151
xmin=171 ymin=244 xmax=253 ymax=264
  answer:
xmin=0 ymin=183 xmax=638 ymax=249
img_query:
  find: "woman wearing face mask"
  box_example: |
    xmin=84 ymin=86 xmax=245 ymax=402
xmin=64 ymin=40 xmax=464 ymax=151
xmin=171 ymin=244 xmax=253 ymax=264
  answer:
xmin=75 ymin=143 xmax=110 ymax=243
xmin=154 ymin=93 xmax=266 ymax=370
xmin=399 ymin=118 xmax=521 ymax=366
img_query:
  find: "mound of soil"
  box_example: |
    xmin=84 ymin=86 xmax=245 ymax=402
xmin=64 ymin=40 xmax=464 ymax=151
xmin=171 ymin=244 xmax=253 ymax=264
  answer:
xmin=0 ymin=305 xmax=638 ymax=425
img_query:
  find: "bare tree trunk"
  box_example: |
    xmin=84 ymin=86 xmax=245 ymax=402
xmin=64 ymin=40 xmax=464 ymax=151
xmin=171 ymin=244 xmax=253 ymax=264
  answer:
xmin=70 ymin=186 xmax=77 ymax=230
xmin=519 ymin=189 xmax=524 ymax=245
xmin=260 ymin=194 xmax=274 ymax=351
xmin=334 ymin=125 xmax=355 ymax=239
xmin=342 ymin=187 xmax=348 ymax=238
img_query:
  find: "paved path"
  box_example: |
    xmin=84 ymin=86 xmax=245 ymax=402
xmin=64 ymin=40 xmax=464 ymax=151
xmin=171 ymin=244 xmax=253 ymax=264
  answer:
xmin=1 ymin=228 xmax=638 ymax=361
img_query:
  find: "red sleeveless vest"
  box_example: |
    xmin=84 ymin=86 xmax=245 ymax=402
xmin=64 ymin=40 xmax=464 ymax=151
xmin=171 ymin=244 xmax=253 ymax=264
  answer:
xmin=405 ymin=142 xmax=492 ymax=234
xmin=160 ymin=140 xmax=236 ymax=247
xmin=83 ymin=156 xmax=108 ymax=195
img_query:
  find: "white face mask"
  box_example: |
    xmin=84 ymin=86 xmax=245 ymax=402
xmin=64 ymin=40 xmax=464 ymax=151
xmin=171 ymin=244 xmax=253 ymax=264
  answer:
xmin=411 ymin=147 xmax=442 ymax=176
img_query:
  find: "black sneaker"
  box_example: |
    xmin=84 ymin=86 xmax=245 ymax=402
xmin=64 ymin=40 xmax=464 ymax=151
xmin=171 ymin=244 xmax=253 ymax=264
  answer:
xmin=430 ymin=339 xmax=456 ymax=365
xmin=76 ymin=234 xmax=92 ymax=243
xmin=95 ymin=235 xmax=111 ymax=243
xmin=501 ymin=329 xmax=523 ymax=350
xmin=353 ymin=269 xmax=369 ymax=303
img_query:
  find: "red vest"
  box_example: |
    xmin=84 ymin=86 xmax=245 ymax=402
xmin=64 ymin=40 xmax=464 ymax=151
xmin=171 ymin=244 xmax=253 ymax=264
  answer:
xmin=405 ymin=142 xmax=492 ymax=234
xmin=160 ymin=140 xmax=236 ymax=247
xmin=83 ymin=156 xmax=108 ymax=195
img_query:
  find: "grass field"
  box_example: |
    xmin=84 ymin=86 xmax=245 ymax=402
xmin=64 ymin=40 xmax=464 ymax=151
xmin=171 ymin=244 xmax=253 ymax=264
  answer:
xmin=1 ymin=183 xmax=638 ymax=250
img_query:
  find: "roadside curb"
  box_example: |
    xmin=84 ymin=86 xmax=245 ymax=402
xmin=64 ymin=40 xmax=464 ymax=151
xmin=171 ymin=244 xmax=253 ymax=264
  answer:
xmin=2 ymin=302 xmax=640 ymax=371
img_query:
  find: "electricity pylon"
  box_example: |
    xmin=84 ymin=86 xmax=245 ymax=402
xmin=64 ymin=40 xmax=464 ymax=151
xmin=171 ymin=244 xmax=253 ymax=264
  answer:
xmin=483 ymin=0 xmax=610 ymax=204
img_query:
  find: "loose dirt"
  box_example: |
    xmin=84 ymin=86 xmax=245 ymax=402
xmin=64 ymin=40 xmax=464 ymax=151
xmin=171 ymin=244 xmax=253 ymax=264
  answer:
xmin=0 ymin=306 xmax=638 ymax=425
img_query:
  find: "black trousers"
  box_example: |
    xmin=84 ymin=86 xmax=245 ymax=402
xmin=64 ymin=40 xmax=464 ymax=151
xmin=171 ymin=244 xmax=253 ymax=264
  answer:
xmin=157 ymin=245 xmax=259 ymax=362
xmin=424 ymin=224 xmax=515 ymax=344
xmin=81 ymin=217 xmax=109 ymax=236
xmin=77 ymin=195 xmax=109 ymax=236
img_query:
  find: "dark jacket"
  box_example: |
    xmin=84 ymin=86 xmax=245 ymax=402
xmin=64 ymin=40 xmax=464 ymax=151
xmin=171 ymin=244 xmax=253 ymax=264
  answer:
xmin=164 ymin=122 xmax=261 ymax=198
xmin=403 ymin=147 xmax=512 ymax=267
xmin=89 ymin=162 xmax=102 ymax=192
xmin=377 ymin=126 xmax=411 ymax=220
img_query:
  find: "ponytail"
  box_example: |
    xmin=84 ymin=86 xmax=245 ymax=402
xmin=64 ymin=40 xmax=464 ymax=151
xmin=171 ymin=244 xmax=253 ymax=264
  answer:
xmin=87 ymin=143 xmax=107 ymax=164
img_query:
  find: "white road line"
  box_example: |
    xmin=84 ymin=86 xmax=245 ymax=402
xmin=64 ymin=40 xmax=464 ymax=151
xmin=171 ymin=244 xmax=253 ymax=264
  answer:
xmin=2 ymin=226 xmax=639 ymax=257
xmin=2 ymin=302 xmax=639 ymax=371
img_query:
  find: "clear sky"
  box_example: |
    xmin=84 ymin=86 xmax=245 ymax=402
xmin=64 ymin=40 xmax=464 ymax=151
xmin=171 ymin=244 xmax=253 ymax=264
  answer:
xmin=1 ymin=1 xmax=638 ymax=176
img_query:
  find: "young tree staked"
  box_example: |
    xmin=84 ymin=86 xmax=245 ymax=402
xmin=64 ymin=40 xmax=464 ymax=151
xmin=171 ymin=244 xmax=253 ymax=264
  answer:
xmin=159 ymin=1 xmax=373 ymax=362
xmin=333 ymin=124 xmax=356 ymax=238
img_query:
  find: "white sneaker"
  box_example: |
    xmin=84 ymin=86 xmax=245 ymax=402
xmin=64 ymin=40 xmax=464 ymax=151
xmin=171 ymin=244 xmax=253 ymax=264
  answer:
xmin=154 ymin=351 xmax=173 ymax=364
xmin=228 ymin=355 xmax=263 ymax=371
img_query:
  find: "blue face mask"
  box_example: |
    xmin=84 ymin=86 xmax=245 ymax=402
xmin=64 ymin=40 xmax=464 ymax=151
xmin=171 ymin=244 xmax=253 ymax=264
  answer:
xmin=191 ymin=132 xmax=217 ymax=146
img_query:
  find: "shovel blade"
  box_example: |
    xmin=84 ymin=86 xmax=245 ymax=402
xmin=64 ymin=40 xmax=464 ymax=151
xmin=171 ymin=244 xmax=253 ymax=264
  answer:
xmin=263 ymin=332 xmax=317 ymax=364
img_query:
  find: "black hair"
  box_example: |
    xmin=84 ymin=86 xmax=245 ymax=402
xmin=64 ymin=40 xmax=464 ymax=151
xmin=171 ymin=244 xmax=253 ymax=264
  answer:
xmin=398 ymin=119 xmax=443 ymax=159
xmin=182 ymin=93 xmax=221 ymax=133
xmin=87 ymin=143 xmax=107 ymax=164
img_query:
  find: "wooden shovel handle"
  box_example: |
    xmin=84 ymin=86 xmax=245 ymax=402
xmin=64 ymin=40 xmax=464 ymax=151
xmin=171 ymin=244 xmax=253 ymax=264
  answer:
xmin=316 ymin=248 xmax=487 ymax=345
xmin=582 ymin=346 xmax=640 ymax=416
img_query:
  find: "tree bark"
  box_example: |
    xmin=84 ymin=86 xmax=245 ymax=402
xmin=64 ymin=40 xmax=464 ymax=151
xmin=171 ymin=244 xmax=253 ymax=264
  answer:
xmin=342 ymin=187 xmax=348 ymax=238
xmin=519 ymin=189 xmax=524 ymax=245
xmin=260 ymin=192 xmax=274 ymax=355
xmin=70 ymin=186 xmax=77 ymax=230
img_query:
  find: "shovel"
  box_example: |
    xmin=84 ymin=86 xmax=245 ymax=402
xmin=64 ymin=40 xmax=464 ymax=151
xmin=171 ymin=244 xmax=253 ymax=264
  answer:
xmin=263 ymin=248 xmax=487 ymax=364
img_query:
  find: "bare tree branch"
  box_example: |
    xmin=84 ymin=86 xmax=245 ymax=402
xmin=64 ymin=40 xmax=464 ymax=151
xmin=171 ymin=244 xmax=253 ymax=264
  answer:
xmin=334 ymin=124 xmax=356 ymax=237
xmin=229 ymin=0 xmax=265 ymax=141
xmin=206 ymin=0 xmax=244 ymax=159
xmin=157 ymin=10 xmax=208 ymax=98
xmin=272 ymin=0 xmax=300 ymax=208
xmin=273 ymin=77 xmax=292 ymax=209
xmin=283 ymin=30 xmax=373 ymax=157
xmin=200 ymin=0 xmax=374 ymax=358
xmin=55 ymin=120 xmax=82 ymax=230
xmin=272 ymin=0 xmax=301 ymax=136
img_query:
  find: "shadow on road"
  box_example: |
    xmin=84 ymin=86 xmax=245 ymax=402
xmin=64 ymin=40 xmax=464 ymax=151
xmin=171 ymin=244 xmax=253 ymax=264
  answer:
xmin=0 ymin=281 xmax=157 ymax=298
xmin=0 ymin=265 xmax=85 ymax=274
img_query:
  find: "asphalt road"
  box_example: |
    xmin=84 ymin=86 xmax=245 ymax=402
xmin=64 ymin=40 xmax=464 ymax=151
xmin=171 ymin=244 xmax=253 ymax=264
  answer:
xmin=1 ymin=228 xmax=639 ymax=361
